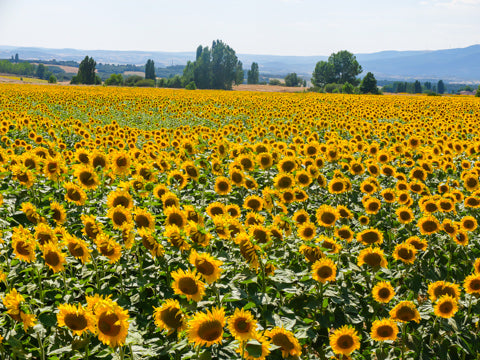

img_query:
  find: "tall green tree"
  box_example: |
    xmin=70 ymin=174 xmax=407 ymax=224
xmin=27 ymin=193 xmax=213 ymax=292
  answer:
xmin=414 ymin=80 xmax=422 ymax=93
xmin=312 ymin=50 xmax=362 ymax=88
xmin=74 ymin=56 xmax=97 ymax=84
xmin=145 ymin=59 xmax=156 ymax=81
xmin=284 ymin=73 xmax=300 ymax=87
xmin=360 ymin=72 xmax=379 ymax=94
xmin=36 ymin=64 xmax=46 ymax=79
xmin=235 ymin=61 xmax=244 ymax=85
xmin=476 ymin=85 xmax=480 ymax=97
xmin=210 ymin=40 xmax=239 ymax=90
xmin=437 ymin=80 xmax=445 ymax=94
xmin=247 ymin=62 xmax=259 ymax=85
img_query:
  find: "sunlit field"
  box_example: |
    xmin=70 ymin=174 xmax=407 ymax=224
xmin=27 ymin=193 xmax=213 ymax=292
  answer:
xmin=0 ymin=84 xmax=480 ymax=359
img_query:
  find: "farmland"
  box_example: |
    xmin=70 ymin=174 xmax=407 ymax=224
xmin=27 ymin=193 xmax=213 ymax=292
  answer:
xmin=0 ymin=84 xmax=480 ymax=359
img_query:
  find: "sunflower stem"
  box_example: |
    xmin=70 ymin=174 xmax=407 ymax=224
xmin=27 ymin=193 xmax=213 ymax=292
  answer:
xmin=241 ymin=340 xmax=246 ymax=360
xmin=37 ymin=332 xmax=45 ymax=360
xmin=119 ymin=346 xmax=125 ymax=360
xmin=34 ymin=266 xmax=44 ymax=304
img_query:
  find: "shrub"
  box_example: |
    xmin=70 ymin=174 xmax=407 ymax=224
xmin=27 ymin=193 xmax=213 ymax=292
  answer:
xmin=48 ymin=75 xmax=57 ymax=84
xmin=185 ymin=81 xmax=197 ymax=90
xmin=135 ymin=79 xmax=155 ymax=87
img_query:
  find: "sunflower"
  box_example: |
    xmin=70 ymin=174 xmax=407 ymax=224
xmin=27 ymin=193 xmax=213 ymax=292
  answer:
xmin=171 ymin=268 xmax=206 ymax=302
xmin=44 ymin=156 xmax=65 ymax=181
xmin=206 ymin=201 xmax=226 ymax=218
xmin=474 ymin=258 xmax=480 ymax=274
xmin=297 ymin=222 xmax=316 ymax=241
xmin=460 ymin=216 xmax=478 ymax=232
xmin=278 ymin=156 xmax=297 ymax=173
xmin=372 ymin=281 xmax=395 ymax=303
xmin=363 ymin=197 xmax=381 ymax=214
xmin=183 ymin=160 xmax=200 ymax=181
xmin=357 ymin=228 xmax=383 ymax=246
xmin=66 ymin=234 xmax=91 ymax=264
xmin=95 ymin=234 xmax=122 ymax=264
xmin=318 ymin=236 xmax=342 ymax=254
xmin=164 ymin=206 xmax=187 ymax=229
xmin=95 ymin=301 xmax=129 ymax=348
xmin=153 ymin=299 xmax=186 ymax=334
xmin=12 ymin=165 xmax=35 ymax=188
xmin=328 ymin=178 xmax=347 ymax=194
xmin=293 ymin=209 xmax=310 ymax=225
xmin=34 ymin=222 xmax=57 ymax=247
xmin=357 ymin=247 xmax=388 ymax=268
xmin=189 ymin=250 xmax=223 ymax=283
xmin=370 ymin=318 xmax=398 ymax=342
xmin=57 ymin=303 xmax=95 ymax=336
xmin=257 ymin=152 xmax=273 ymax=169
xmin=107 ymin=188 xmax=133 ymax=209
xmin=295 ymin=170 xmax=312 ymax=187
xmin=265 ymin=327 xmax=302 ymax=358
xmin=389 ymin=301 xmax=421 ymax=323
xmin=434 ymin=295 xmax=458 ymax=319
xmin=417 ymin=215 xmax=441 ymax=235
xmin=329 ymin=325 xmax=361 ymax=356
xmin=237 ymin=332 xmax=271 ymax=360
xmin=168 ymin=170 xmax=188 ymax=189
xmin=11 ymin=226 xmax=36 ymax=263
xmin=91 ymin=151 xmax=108 ymax=170
xmin=438 ymin=197 xmax=455 ymax=213
xmin=230 ymin=167 xmax=246 ymax=186
xmin=42 ymin=242 xmax=66 ymax=273
xmin=133 ymin=207 xmax=155 ymax=230
xmin=312 ymin=258 xmax=337 ymax=283
xmin=81 ymin=214 xmax=102 ymax=240
xmin=316 ymin=205 xmax=339 ymax=228
xmin=337 ymin=205 xmax=353 ymax=219
xmin=237 ymin=154 xmax=256 ymax=172
xmin=381 ymin=188 xmax=396 ymax=203
xmin=335 ymin=225 xmax=354 ymax=242
xmin=110 ymin=151 xmax=131 ymax=175
xmin=187 ymin=307 xmax=226 ymax=347
xmin=138 ymin=228 xmax=164 ymax=257
xmin=360 ymin=180 xmax=377 ymax=195
xmin=249 ymin=224 xmax=271 ymax=244
xmin=50 ymin=201 xmax=67 ymax=225
xmin=64 ymin=182 xmax=87 ymax=205
xmin=273 ymin=173 xmax=294 ymax=190
xmin=214 ymin=176 xmax=232 ymax=195
xmin=428 ymin=281 xmax=461 ymax=302
xmin=21 ymin=202 xmax=44 ymax=224
xmin=395 ymin=206 xmax=414 ymax=224
xmin=160 ymin=192 xmax=179 ymax=209
xmin=107 ymin=205 xmax=132 ymax=230
xmin=393 ymin=243 xmax=417 ymax=264
xmin=463 ymin=173 xmax=479 ymax=191
xmin=406 ymin=236 xmax=428 ymax=251
xmin=442 ymin=218 xmax=458 ymax=237
xmin=243 ymin=195 xmax=264 ymax=212
xmin=299 ymin=244 xmax=324 ymax=263
xmin=75 ymin=165 xmax=99 ymax=190
xmin=238 ymin=236 xmax=260 ymax=269
xmin=163 ymin=225 xmax=189 ymax=252
xmin=358 ymin=215 xmax=370 ymax=225
xmin=228 ymin=308 xmax=258 ymax=342
xmin=465 ymin=274 xmax=480 ymax=295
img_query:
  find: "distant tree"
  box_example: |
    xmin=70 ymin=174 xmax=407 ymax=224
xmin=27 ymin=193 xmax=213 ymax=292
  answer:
xmin=235 ymin=61 xmax=244 ymax=85
xmin=196 ymin=45 xmax=203 ymax=61
xmin=360 ymin=72 xmax=379 ymax=94
xmin=15 ymin=53 xmax=19 ymax=62
xmin=167 ymin=75 xmax=183 ymax=88
xmin=437 ymin=80 xmax=445 ymax=94
xmin=285 ymin=73 xmax=300 ymax=87
xmin=183 ymin=61 xmax=195 ymax=85
xmin=414 ymin=80 xmax=422 ymax=93
xmin=73 ymin=56 xmax=97 ymax=84
xmin=424 ymin=82 xmax=432 ymax=90
xmin=194 ymin=47 xmax=212 ymax=89
xmin=185 ymin=81 xmax=197 ymax=90
xmin=48 ymin=75 xmax=57 ymax=84
xmin=476 ymin=85 xmax=480 ymax=97
xmin=247 ymin=62 xmax=259 ymax=85
xmin=145 ymin=59 xmax=156 ymax=81
xmin=211 ymin=40 xmax=240 ymax=90
xmin=311 ymin=61 xmax=336 ymax=88
xmin=269 ymin=79 xmax=282 ymax=86
xmin=36 ymin=64 xmax=46 ymax=79
xmin=330 ymin=50 xmax=362 ymax=85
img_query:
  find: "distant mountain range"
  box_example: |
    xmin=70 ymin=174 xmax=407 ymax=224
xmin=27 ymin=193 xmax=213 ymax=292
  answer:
xmin=1 ymin=44 xmax=479 ymax=82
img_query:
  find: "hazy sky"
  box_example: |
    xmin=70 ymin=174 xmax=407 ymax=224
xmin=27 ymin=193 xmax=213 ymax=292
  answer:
xmin=1 ymin=0 xmax=479 ymax=56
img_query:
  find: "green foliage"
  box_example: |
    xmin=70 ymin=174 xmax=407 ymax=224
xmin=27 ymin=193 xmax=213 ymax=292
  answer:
xmin=135 ymin=79 xmax=155 ymax=87
xmin=36 ymin=64 xmax=46 ymax=79
xmin=0 ymin=59 xmax=35 ymax=76
xmin=104 ymin=74 xmax=124 ymax=86
xmin=414 ymin=80 xmax=422 ymax=94
xmin=342 ymin=82 xmax=355 ymax=94
xmin=269 ymin=79 xmax=283 ymax=86
xmin=312 ymin=51 xmax=362 ymax=88
xmin=185 ymin=81 xmax=197 ymax=90
xmin=247 ymin=62 xmax=259 ymax=85
xmin=124 ymin=75 xmax=144 ymax=86
xmin=360 ymin=72 xmax=379 ymax=94
xmin=145 ymin=59 xmax=156 ymax=81
xmin=324 ymin=83 xmax=343 ymax=93
xmin=48 ymin=75 xmax=57 ymax=84
xmin=284 ymin=73 xmax=300 ymax=87
xmin=476 ymin=85 xmax=480 ymax=97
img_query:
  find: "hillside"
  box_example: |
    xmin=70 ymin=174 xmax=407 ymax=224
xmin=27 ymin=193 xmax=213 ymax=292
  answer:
xmin=1 ymin=44 xmax=479 ymax=81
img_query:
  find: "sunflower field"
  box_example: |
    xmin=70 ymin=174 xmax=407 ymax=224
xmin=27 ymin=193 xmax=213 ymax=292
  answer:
xmin=0 ymin=84 xmax=480 ymax=359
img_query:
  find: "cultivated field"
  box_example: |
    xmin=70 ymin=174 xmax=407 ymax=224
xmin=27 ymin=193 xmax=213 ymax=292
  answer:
xmin=0 ymin=84 xmax=479 ymax=359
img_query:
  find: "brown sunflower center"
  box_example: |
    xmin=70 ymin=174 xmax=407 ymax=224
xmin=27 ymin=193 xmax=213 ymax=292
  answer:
xmin=68 ymin=242 xmax=85 ymax=257
xmin=45 ymin=251 xmax=60 ymax=267
xmin=116 ymin=157 xmax=128 ymax=167
xmin=378 ymin=288 xmax=391 ymax=300
xmin=160 ymin=307 xmax=183 ymax=329
xmin=16 ymin=241 xmax=32 ymax=256
xmin=113 ymin=196 xmax=130 ymax=208
xmin=336 ymin=334 xmax=354 ymax=350
xmin=135 ymin=214 xmax=151 ymax=228
xmin=331 ymin=181 xmax=345 ymax=192
xmin=234 ymin=318 xmax=250 ymax=333
xmin=277 ymin=176 xmax=292 ymax=189
xmin=364 ymin=253 xmax=382 ymax=267
xmin=395 ymin=306 xmax=416 ymax=321
xmin=67 ymin=188 xmax=81 ymax=201
xmin=421 ymin=220 xmax=438 ymax=233
xmin=79 ymin=171 xmax=95 ymax=186
xmin=398 ymin=247 xmax=414 ymax=260
xmin=196 ymin=259 xmax=215 ymax=276
xmin=439 ymin=301 xmax=453 ymax=314
xmin=113 ymin=211 xmax=127 ymax=226
xmin=178 ymin=277 xmax=199 ymax=295
xmin=272 ymin=333 xmax=294 ymax=351
xmin=198 ymin=320 xmax=223 ymax=342
xmin=377 ymin=325 xmax=394 ymax=338
xmin=98 ymin=313 xmax=121 ymax=337
xmin=320 ymin=212 xmax=336 ymax=226
xmin=317 ymin=265 xmax=333 ymax=279
xmin=64 ymin=313 xmax=88 ymax=331
xmin=217 ymin=180 xmax=230 ymax=192
xmin=361 ymin=231 xmax=380 ymax=244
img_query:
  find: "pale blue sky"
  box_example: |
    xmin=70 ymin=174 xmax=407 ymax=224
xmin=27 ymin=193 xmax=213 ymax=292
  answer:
xmin=0 ymin=0 xmax=479 ymax=55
